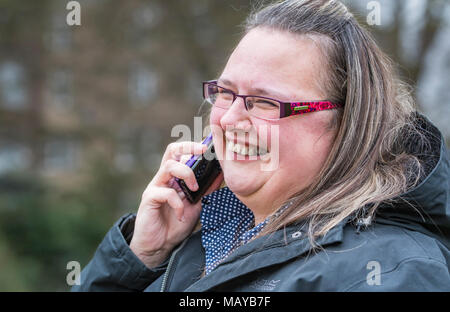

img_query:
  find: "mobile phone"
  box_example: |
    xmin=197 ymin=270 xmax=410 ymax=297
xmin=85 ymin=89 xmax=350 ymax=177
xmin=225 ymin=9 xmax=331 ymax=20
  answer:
xmin=176 ymin=134 xmax=222 ymax=204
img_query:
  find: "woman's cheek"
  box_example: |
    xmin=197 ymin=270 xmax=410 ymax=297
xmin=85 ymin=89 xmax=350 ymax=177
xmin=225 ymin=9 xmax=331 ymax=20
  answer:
xmin=209 ymin=109 xmax=226 ymax=160
xmin=209 ymin=108 xmax=223 ymax=130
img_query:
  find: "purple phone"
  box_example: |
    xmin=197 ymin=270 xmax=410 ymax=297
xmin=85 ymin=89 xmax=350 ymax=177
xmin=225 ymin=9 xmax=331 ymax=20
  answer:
xmin=176 ymin=134 xmax=222 ymax=204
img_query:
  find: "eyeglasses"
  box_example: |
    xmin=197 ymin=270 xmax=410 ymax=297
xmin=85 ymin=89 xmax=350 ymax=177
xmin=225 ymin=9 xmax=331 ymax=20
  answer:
xmin=202 ymin=80 xmax=343 ymax=120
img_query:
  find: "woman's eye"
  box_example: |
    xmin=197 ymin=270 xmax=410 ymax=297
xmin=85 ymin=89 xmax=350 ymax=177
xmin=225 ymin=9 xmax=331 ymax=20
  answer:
xmin=217 ymin=89 xmax=233 ymax=100
xmin=254 ymin=99 xmax=279 ymax=109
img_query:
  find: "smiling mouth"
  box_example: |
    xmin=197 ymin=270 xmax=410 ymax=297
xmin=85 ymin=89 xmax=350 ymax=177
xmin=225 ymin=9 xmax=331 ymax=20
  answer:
xmin=225 ymin=139 xmax=268 ymax=157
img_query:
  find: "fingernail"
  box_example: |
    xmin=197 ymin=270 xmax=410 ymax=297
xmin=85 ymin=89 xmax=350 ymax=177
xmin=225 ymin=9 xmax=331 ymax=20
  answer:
xmin=181 ymin=215 xmax=186 ymax=222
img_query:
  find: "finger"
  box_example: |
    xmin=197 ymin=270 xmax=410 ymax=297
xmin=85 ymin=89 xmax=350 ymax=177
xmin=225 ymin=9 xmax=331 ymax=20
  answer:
xmin=145 ymin=186 xmax=185 ymax=221
xmin=167 ymin=154 xmax=192 ymax=191
xmin=154 ymin=159 xmax=199 ymax=191
xmin=162 ymin=142 xmax=207 ymax=163
xmin=179 ymin=154 xmax=193 ymax=165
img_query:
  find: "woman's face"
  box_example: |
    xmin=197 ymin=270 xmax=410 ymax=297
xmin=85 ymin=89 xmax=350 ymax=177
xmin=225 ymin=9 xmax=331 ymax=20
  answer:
xmin=210 ymin=27 xmax=337 ymax=206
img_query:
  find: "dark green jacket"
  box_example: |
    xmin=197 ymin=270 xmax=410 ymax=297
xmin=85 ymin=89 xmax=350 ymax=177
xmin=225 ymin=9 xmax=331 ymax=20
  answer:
xmin=73 ymin=113 xmax=450 ymax=291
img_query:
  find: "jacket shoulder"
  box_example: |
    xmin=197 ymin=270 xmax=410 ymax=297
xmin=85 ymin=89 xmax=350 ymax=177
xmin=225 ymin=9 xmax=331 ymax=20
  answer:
xmin=307 ymin=223 xmax=450 ymax=291
xmin=72 ymin=213 xmax=169 ymax=292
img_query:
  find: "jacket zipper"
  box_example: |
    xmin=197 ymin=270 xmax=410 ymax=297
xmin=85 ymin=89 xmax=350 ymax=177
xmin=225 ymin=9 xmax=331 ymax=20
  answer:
xmin=160 ymin=238 xmax=189 ymax=292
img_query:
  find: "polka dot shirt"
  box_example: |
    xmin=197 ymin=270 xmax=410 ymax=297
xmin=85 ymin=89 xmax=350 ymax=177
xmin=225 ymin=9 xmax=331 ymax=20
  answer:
xmin=200 ymin=187 xmax=291 ymax=276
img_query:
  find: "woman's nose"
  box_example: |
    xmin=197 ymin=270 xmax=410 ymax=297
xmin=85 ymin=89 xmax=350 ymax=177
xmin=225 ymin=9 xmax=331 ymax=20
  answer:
xmin=219 ymin=97 xmax=252 ymax=130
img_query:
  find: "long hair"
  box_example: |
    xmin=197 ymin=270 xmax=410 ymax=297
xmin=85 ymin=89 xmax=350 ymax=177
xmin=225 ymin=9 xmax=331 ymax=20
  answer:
xmin=241 ymin=0 xmax=430 ymax=246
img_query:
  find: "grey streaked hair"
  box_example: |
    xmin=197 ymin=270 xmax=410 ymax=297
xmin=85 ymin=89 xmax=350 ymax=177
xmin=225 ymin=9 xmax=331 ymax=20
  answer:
xmin=242 ymin=0 xmax=432 ymax=246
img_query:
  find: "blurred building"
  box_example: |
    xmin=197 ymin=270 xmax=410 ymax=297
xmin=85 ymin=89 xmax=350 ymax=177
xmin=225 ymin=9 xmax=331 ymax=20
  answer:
xmin=0 ymin=0 xmax=247 ymax=194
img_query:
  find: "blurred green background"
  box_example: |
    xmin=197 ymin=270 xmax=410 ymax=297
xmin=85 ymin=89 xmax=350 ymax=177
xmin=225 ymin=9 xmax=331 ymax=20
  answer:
xmin=0 ymin=0 xmax=449 ymax=291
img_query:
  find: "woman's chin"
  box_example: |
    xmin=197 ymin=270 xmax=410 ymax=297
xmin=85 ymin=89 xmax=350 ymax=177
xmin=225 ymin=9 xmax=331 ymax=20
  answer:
xmin=222 ymin=170 xmax=263 ymax=197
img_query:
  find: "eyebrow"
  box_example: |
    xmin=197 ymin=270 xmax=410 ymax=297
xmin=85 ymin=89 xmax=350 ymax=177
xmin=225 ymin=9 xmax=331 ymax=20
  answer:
xmin=218 ymin=77 xmax=289 ymax=101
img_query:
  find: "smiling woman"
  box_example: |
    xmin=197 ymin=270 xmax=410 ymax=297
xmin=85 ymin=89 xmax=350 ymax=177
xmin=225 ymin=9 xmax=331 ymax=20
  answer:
xmin=73 ymin=0 xmax=450 ymax=292
xmin=209 ymin=27 xmax=341 ymax=225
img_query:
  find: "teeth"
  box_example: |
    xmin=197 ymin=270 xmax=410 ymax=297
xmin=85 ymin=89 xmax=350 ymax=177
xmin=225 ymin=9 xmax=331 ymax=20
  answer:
xmin=227 ymin=140 xmax=234 ymax=151
xmin=233 ymin=143 xmax=240 ymax=154
xmin=226 ymin=140 xmax=267 ymax=157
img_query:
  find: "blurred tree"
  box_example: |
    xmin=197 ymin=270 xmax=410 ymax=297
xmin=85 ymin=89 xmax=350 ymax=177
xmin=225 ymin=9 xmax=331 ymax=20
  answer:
xmin=0 ymin=0 xmax=251 ymax=291
xmin=345 ymin=0 xmax=450 ymax=143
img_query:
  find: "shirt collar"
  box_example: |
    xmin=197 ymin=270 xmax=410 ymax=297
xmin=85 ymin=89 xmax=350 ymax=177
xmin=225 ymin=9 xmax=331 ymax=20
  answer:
xmin=200 ymin=187 xmax=291 ymax=275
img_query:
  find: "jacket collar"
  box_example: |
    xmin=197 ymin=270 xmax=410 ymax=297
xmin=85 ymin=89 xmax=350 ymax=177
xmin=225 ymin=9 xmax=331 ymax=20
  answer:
xmin=186 ymin=205 xmax=346 ymax=291
xmin=375 ymin=113 xmax=450 ymax=248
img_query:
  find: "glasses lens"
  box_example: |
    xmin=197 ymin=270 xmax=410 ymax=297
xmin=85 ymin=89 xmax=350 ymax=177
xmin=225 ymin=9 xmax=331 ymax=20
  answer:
xmin=205 ymin=83 xmax=233 ymax=109
xmin=246 ymin=97 xmax=280 ymax=120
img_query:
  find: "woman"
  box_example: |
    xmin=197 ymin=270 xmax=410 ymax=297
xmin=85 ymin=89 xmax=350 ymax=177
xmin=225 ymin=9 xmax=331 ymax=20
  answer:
xmin=73 ymin=0 xmax=449 ymax=291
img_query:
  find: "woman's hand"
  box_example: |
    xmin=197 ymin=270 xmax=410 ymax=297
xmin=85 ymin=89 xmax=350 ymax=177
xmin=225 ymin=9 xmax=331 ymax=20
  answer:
xmin=129 ymin=141 xmax=224 ymax=269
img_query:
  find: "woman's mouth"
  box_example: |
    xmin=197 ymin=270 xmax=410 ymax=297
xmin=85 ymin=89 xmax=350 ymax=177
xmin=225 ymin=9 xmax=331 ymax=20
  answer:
xmin=225 ymin=139 xmax=269 ymax=157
